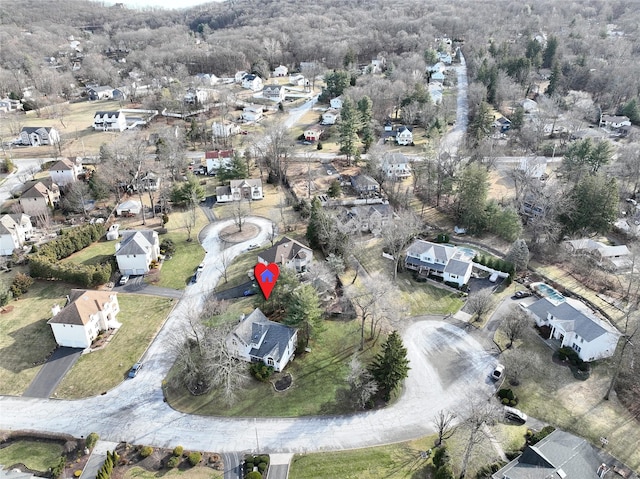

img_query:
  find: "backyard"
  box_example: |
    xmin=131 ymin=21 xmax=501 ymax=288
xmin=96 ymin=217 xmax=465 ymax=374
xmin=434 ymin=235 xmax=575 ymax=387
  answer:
xmin=0 ymin=439 xmax=64 ymax=473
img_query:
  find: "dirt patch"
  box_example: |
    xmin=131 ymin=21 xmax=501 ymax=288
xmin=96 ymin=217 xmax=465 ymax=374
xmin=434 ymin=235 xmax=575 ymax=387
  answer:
xmin=218 ymin=223 xmax=258 ymax=243
xmin=273 ymin=373 xmax=292 ymax=392
xmin=1 ymin=305 xmax=14 ymax=314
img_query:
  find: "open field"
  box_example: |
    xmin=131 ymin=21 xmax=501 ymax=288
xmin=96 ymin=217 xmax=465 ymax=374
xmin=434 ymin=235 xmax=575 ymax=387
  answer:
xmin=54 ymin=294 xmax=175 ymax=398
xmin=0 ymin=281 xmax=68 ymax=396
xmin=166 ymin=318 xmax=381 ymax=417
xmin=0 ymin=440 xmax=64 ymax=472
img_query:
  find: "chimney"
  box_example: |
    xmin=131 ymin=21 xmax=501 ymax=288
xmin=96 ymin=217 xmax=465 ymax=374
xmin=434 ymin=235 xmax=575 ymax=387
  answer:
xmin=51 ymin=304 xmax=61 ymax=316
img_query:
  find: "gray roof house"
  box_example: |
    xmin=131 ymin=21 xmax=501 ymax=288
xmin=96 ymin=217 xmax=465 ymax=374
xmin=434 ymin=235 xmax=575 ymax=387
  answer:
xmin=351 ymin=174 xmax=380 ymax=194
xmin=258 ymin=236 xmax=313 ymax=273
xmin=115 ymin=230 xmax=160 ymax=276
xmin=492 ymin=429 xmax=620 ymax=479
xmin=525 ymin=297 xmax=621 ymax=362
xmin=404 ymin=239 xmax=475 ymax=287
xmin=226 ymin=308 xmax=298 ymax=372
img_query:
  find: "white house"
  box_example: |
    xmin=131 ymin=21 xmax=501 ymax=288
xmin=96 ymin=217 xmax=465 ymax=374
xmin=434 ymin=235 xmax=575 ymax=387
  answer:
xmin=206 ymin=149 xmax=234 ymax=174
xmin=212 ymin=121 xmax=240 ymax=139
xmin=600 ymin=115 xmax=631 ymax=129
xmin=18 ymin=127 xmax=60 ymax=147
xmin=216 ymin=178 xmax=263 ymax=203
xmin=335 ymin=204 xmax=393 ymax=236
xmin=381 ymin=152 xmax=411 ymax=179
xmin=322 ymin=108 xmax=340 ymax=125
xmin=226 ymin=308 xmax=298 ymax=372
xmin=330 ymin=97 xmax=343 ymax=109
xmin=289 ymin=74 xmax=306 ymax=86
xmin=48 ymin=290 xmax=121 ymax=349
xmin=427 ymin=62 xmax=446 ymax=74
xmin=396 ymin=125 xmax=413 ymax=145
xmin=404 ymin=240 xmax=475 ymax=287
xmin=115 ymin=199 xmax=142 ymax=216
xmin=430 ymin=71 xmax=445 ymax=83
xmin=93 ymin=111 xmax=127 ymax=131
xmin=87 ymin=85 xmax=114 ymax=100
xmin=0 ymin=97 xmax=22 ymax=112
xmin=115 ymin=230 xmax=160 ymax=275
xmin=258 ymin=236 xmax=313 ymax=273
xmin=242 ymin=105 xmax=263 ymax=122
xmin=428 ymin=83 xmax=443 ymax=104
xmin=262 ymin=84 xmax=286 ymax=102
xmin=242 ymin=74 xmax=263 ymax=91
xmin=564 ymin=239 xmax=633 ymax=272
xmin=525 ymin=297 xmax=621 ymax=362
xmin=350 ymin=174 xmax=380 ymax=195
xmin=0 ymin=214 xmax=32 ymax=255
xmin=184 ymin=88 xmax=208 ymax=104
xmin=234 ymin=71 xmax=248 ymax=83
xmin=49 ymin=158 xmax=82 ymax=187
xmin=304 ymin=125 xmax=323 ymax=142
xmin=273 ymin=65 xmax=288 ymax=77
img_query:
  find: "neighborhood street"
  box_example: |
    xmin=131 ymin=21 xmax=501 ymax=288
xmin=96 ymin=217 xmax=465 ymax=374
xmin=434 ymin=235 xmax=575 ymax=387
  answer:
xmin=0 ymin=216 xmax=498 ymax=454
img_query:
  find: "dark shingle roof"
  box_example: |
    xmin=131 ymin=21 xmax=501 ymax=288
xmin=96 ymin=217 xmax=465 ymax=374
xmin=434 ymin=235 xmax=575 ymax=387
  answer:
xmin=233 ymin=308 xmax=297 ymax=364
xmin=258 ymin=237 xmax=311 ymax=266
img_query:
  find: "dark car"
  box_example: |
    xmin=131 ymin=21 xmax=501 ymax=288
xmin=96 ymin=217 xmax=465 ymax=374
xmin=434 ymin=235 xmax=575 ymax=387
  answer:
xmin=128 ymin=362 xmax=143 ymax=378
xmin=243 ymin=289 xmax=256 ymax=296
xmin=513 ymin=290 xmax=533 ymax=299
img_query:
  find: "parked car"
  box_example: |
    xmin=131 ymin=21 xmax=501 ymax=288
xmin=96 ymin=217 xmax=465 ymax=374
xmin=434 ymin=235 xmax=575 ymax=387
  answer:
xmin=128 ymin=362 xmax=143 ymax=378
xmin=504 ymin=406 xmax=527 ymax=424
xmin=119 ymin=275 xmax=130 ymax=285
xmin=491 ymin=364 xmax=505 ymax=381
xmin=243 ymin=289 xmax=256 ymax=296
xmin=512 ymin=290 xmax=533 ymax=299
xmin=247 ymin=243 xmax=260 ymax=251
xmin=197 ymin=262 xmax=205 ymax=272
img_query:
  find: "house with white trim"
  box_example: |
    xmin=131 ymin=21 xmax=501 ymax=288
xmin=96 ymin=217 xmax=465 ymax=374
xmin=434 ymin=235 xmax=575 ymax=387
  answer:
xmin=93 ymin=111 xmax=127 ymax=131
xmin=273 ymin=65 xmax=288 ymax=77
xmin=242 ymin=105 xmax=263 ymax=122
xmin=0 ymin=214 xmax=32 ymax=255
xmin=258 ymin=236 xmax=313 ymax=273
xmin=206 ymin=149 xmax=234 ymax=174
xmin=226 ymin=308 xmax=298 ymax=372
xmin=524 ymin=297 xmax=621 ymax=362
xmin=564 ymin=239 xmax=632 ymax=272
xmin=87 ymin=85 xmax=114 ymax=100
xmin=600 ymin=115 xmax=631 ymax=129
xmin=304 ymin=125 xmax=323 ymax=142
xmin=18 ymin=179 xmax=60 ymax=216
xmin=216 ymin=178 xmax=263 ymax=203
xmin=404 ymin=240 xmax=474 ymax=287
xmin=115 ymin=230 xmax=160 ymax=275
xmin=262 ymin=84 xmax=285 ymax=102
xmin=18 ymin=127 xmax=60 ymax=147
xmin=396 ymin=126 xmax=413 ymax=145
xmin=322 ymin=108 xmax=340 ymax=125
xmin=49 ymin=158 xmax=82 ymax=187
xmin=381 ymin=152 xmax=411 ymax=179
xmin=212 ymin=121 xmax=240 ymax=139
xmin=48 ymin=290 xmax=121 ymax=349
xmin=330 ymin=97 xmax=343 ymax=109
xmin=242 ymin=74 xmax=263 ymax=91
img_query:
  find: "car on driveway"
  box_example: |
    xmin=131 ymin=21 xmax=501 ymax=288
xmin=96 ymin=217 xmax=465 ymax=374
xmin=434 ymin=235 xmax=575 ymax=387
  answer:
xmin=512 ymin=290 xmax=533 ymax=299
xmin=491 ymin=364 xmax=505 ymax=381
xmin=197 ymin=262 xmax=205 ymax=272
xmin=128 ymin=362 xmax=143 ymax=378
xmin=243 ymin=289 xmax=256 ymax=296
xmin=504 ymin=406 xmax=527 ymax=424
xmin=247 ymin=243 xmax=260 ymax=251
xmin=119 ymin=275 xmax=130 ymax=285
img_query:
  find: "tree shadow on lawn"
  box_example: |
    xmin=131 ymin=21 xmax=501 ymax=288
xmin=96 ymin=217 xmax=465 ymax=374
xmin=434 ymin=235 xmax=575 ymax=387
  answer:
xmin=1 ymin=319 xmax=56 ymax=373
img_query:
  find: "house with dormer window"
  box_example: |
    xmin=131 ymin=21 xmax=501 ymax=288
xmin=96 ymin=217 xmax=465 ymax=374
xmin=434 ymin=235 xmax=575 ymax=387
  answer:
xmin=404 ymin=239 xmax=474 ymax=287
xmin=215 ymin=178 xmax=263 ymax=203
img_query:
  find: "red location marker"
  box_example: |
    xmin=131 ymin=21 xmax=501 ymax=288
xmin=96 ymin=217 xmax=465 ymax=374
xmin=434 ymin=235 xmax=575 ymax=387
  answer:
xmin=254 ymin=263 xmax=280 ymax=300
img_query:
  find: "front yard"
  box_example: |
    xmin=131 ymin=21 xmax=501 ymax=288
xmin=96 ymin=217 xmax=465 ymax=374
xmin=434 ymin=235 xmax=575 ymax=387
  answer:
xmin=0 ymin=439 xmax=64 ymax=472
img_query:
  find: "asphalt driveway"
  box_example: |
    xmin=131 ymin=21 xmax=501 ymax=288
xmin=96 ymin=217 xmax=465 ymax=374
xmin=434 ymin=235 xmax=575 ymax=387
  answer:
xmin=23 ymin=347 xmax=82 ymax=398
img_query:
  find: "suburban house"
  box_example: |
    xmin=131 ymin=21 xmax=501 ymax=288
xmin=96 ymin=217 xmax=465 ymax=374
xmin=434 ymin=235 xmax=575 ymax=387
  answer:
xmin=520 ymin=98 xmax=538 ymax=113
xmin=564 ymin=239 xmax=632 ymax=271
xmin=0 ymin=97 xmax=22 ymax=112
xmin=429 ymin=83 xmax=443 ymax=104
xmin=330 ymin=97 xmax=343 ymax=109
xmin=430 ymin=70 xmax=445 ymax=83
xmin=49 ymin=158 xmax=82 ymax=187
xmin=335 ymin=204 xmax=393 ymax=236
xmin=437 ymin=52 xmax=452 ymax=64
xmin=87 ymin=85 xmax=114 ymax=100
xmin=48 ymin=290 xmax=121 ymax=349
xmin=351 ymin=174 xmax=380 ymax=195
xmin=404 ymin=240 xmax=475 ymax=287
xmin=242 ymin=105 xmax=263 ymax=122
xmin=139 ymin=171 xmax=161 ymax=191
xmin=321 ymin=108 xmax=340 ymax=125
xmin=184 ymin=88 xmax=208 ymax=104
xmin=494 ymin=116 xmax=512 ymax=132
xmin=93 ymin=111 xmax=127 ymax=131
xmin=234 ymin=71 xmax=248 ymax=83
xmin=112 ymin=86 xmax=130 ymax=101
xmin=212 ymin=121 xmax=240 ymax=139
xmin=492 ymin=429 xmax=615 ymax=479
xmin=382 ymin=152 xmax=411 ymax=179
xmin=0 ymin=214 xmax=32 ymax=255
xmin=273 ymin=65 xmax=288 ymax=77
xmin=115 ymin=230 xmax=160 ymax=275
xmin=194 ymin=73 xmax=219 ymax=86
xmin=304 ymin=125 xmax=323 ymax=142
xmin=216 ymin=178 xmax=263 ymax=203
xmin=258 ymin=236 xmax=313 ymax=273
xmin=262 ymin=84 xmax=286 ymax=102
xmin=18 ymin=127 xmax=60 ymax=147
xmin=115 ymin=199 xmax=142 ymax=216
xmin=226 ymin=308 xmax=298 ymax=372
xmin=18 ymin=179 xmax=60 ymax=216
xmin=242 ymin=74 xmax=263 ymax=91
xmin=428 ymin=62 xmax=446 ymax=74
xmin=600 ymin=115 xmax=631 ymax=129
xmin=396 ymin=126 xmax=413 ymax=145
xmin=524 ymin=297 xmax=621 ymax=362
xmin=289 ymin=74 xmax=306 ymax=86
xmin=206 ymin=149 xmax=234 ymax=174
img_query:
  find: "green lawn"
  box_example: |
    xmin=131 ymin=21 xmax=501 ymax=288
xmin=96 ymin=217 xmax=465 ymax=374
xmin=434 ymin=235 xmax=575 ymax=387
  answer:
xmin=0 ymin=281 xmax=68 ymax=396
xmin=124 ymin=466 xmax=222 ymax=479
xmin=0 ymin=440 xmax=64 ymax=472
xmin=62 ymin=239 xmax=116 ymax=266
xmin=166 ymin=319 xmax=381 ymax=417
xmin=54 ymin=294 xmax=175 ymax=398
xmin=289 ymin=435 xmax=438 ymax=479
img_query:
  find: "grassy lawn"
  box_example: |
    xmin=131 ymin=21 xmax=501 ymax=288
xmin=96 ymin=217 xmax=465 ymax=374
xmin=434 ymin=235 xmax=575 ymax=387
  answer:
xmin=54 ymin=294 xmax=175 ymax=398
xmin=61 ymin=238 xmax=116 ymax=266
xmin=0 ymin=440 xmax=64 ymax=472
xmin=289 ymin=435 xmax=438 ymax=479
xmin=166 ymin=319 xmax=381 ymax=417
xmin=0 ymin=281 xmax=68 ymax=396
xmin=124 ymin=466 xmax=222 ymax=479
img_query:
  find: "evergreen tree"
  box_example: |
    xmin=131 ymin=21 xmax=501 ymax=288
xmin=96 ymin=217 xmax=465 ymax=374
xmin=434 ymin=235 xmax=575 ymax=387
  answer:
xmin=455 ymin=164 xmax=489 ymax=234
xmin=468 ymin=101 xmax=493 ymax=146
xmin=369 ymin=331 xmax=410 ymax=402
xmin=622 ymin=98 xmax=640 ymax=125
xmin=545 ymin=63 xmax=561 ymax=96
xmin=338 ymin=98 xmax=361 ymax=164
xmin=285 ymin=283 xmax=324 ymax=346
xmin=505 ymin=239 xmax=530 ymax=272
xmin=218 ymin=153 xmax=248 ymax=182
xmin=542 ymin=35 xmax=558 ymax=68
xmin=560 ymin=174 xmax=619 ymax=235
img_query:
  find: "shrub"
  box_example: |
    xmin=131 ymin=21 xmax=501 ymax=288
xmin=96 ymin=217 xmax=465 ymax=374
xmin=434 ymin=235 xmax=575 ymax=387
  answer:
xmin=187 ymin=451 xmax=201 ymax=466
xmin=529 ymin=426 xmax=555 ymax=445
xmin=52 ymin=457 xmax=66 ymax=479
xmin=74 ymin=471 xmax=82 ymax=477
xmin=250 ymin=362 xmax=274 ymax=382
xmin=160 ymin=239 xmax=176 ymax=256
xmin=434 ymin=464 xmax=454 ymax=479
xmin=246 ymin=472 xmax=262 ymax=479
xmin=258 ymin=455 xmax=269 ymax=465
xmin=501 ymin=398 xmax=510 ymax=405
xmin=432 ymin=445 xmax=450 ymax=469
xmin=258 ymin=462 xmax=267 ymax=472
xmin=173 ymin=445 xmax=184 ymax=457
xmin=10 ymin=272 xmax=34 ymax=298
xmin=86 ymin=432 xmax=99 ymax=450
xmin=167 ymin=456 xmax=180 ymax=468
xmin=140 ymin=446 xmax=153 ymax=458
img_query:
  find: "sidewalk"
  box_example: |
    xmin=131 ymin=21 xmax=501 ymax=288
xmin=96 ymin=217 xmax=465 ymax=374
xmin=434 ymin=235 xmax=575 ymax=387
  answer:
xmin=266 ymin=454 xmax=293 ymax=479
xmin=80 ymin=440 xmax=119 ymax=479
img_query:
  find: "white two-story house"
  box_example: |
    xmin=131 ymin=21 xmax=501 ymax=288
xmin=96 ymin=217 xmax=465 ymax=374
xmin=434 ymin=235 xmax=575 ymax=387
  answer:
xmin=0 ymin=214 xmax=33 ymax=255
xmin=49 ymin=158 xmax=82 ymax=187
xmin=216 ymin=179 xmax=263 ymax=203
xmin=93 ymin=111 xmax=127 ymax=131
xmin=404 ymin=239 xmax=474 ymax=287
xmin=115 ymin=230 xmax=160 ymax=275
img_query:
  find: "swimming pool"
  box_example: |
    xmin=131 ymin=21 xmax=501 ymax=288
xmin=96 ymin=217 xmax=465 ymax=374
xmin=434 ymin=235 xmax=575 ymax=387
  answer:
xmin=456 ymin=247 xmax=477 ymax=261
xmin=531 ymin=282 xmax=565 ymax=303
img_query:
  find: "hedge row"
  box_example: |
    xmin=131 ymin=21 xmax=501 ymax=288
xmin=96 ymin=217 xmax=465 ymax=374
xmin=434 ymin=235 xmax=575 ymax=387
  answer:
xmin=96 ymin=450 xmax=119 ymax=479
xmin=29 ymin=224 xmax=112 ymax=287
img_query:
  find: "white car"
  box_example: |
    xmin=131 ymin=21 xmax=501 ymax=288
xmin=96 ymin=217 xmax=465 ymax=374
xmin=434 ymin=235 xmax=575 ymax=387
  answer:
xmin=247 ymin=244 xmax=260 ymax=251
xmin=197 ymin=262 xmax=205 ymax=272
xmin=119 ymin=275 xmax=130 ymax=285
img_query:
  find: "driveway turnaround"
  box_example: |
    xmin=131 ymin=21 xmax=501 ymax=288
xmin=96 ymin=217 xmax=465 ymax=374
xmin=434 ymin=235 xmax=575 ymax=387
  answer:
xmin=0 ymin=217 xmax=497 ymax=454
xmin=23 ymin=347 xmax=82 ymax=398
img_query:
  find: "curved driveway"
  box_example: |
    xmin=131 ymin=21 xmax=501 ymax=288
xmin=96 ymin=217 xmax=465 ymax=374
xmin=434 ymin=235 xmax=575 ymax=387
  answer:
xmin=0 ymin=220 xmax=496 ymax=453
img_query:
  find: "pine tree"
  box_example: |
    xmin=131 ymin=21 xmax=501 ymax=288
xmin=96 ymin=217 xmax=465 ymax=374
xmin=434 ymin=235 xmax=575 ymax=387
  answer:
xmin=505 ymin=239 xmax=530 ymax=272
xmin=285 ymin=284 xmax=324 ymax=347
xmin=338 ymin=98 xmax=362 ymax=164
xmin=369 ymin=331 xmax=410 ymax=402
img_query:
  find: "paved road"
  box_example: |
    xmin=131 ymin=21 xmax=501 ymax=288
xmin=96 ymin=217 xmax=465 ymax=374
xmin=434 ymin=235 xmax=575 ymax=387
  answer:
xmin=0 ymin=158 xmax=42 ymax=203
xmin=23 ymin=347 xmax=82 ymax=398
xmin=115 ymin=275 xmax=184 ymax=299
xmin=222 ymin=452 xmax=242 ymax=479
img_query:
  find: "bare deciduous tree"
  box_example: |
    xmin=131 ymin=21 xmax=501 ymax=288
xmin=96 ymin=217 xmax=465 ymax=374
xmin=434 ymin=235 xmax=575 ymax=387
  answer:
xmin=433 ymin=409 xmax=458 ymax=446
xmin=381 ymin=209 xmax=420 ymax=280
xmin=466 ymin=289 xmax=494 ymax=323
xmin=501 ymin=304 xmax=528 ymax=348
xmin=458 ymin=401 xmax=500 ymax=479
xmin=345 ymin=355 xmax=378 ymax=410
xmin=233 ymin=199 xmax=249 ymax=232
